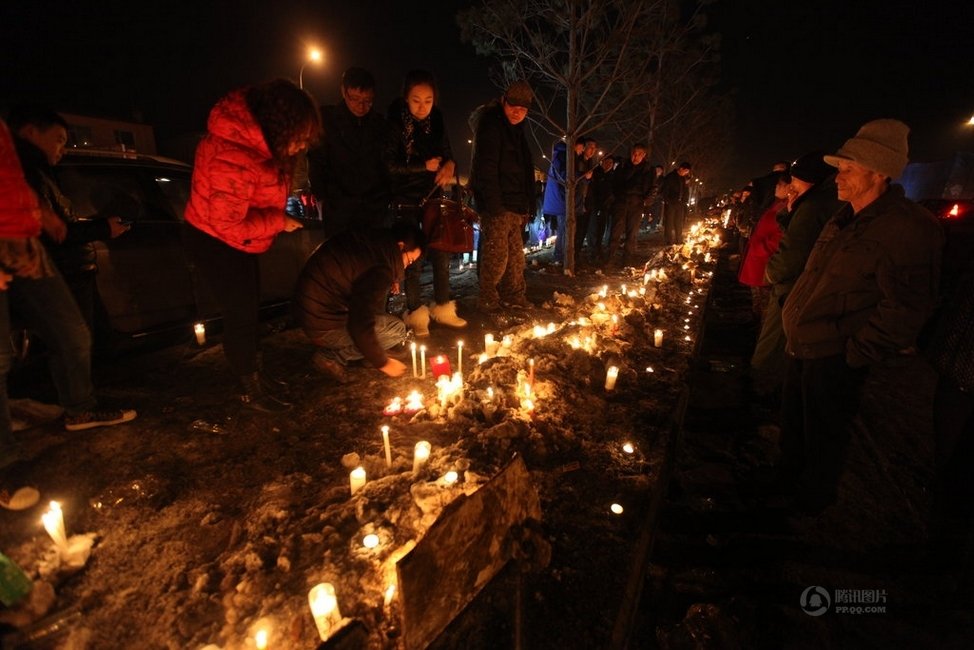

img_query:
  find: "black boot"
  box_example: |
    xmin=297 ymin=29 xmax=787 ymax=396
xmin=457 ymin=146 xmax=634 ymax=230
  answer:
xmin=239 ymin=373 xmax=291 ymax=414
xmin=256 ymin=353 xmax=289 ymax=393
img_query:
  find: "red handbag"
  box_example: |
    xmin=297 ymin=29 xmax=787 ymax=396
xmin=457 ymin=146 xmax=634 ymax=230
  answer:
xmin=421 ymin=186 xmax=478 ymax=253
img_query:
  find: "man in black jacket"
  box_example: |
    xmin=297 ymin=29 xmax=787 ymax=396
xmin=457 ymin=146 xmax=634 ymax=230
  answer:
xmin=605 ymin=143 xmax=653 ymax=267
xmin=307 ymin=67 xmax=392 ymax=238
xmin=8 ymin=105 xmax=131 ymax=330
xmin=469 ymin=81 xmax=536 ymax=312
xmin=294 ymin=222 xmax=424 ymax=382
xmin=661 ymin=162 xmax=692 ymax=245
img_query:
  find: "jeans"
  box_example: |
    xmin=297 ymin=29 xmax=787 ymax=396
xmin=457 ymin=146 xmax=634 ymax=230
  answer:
xmin=8 ymin=271 xmax=97 ymax=414
xmin=312 ymin=315 xmax=406 ymax=364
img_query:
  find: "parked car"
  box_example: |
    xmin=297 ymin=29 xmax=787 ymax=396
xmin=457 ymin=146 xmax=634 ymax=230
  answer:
xmin=51 ymin=149 xmax=325 ymax=348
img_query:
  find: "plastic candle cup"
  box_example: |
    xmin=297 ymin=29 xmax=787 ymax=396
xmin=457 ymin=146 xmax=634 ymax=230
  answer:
xmin=605 ymin=366 xmax=619 ymax=391
xmin=654 ymin=329 xmax=664 ymax=348
xmin=308 ymin=583 xmax=342 ymax=642
xmin=193 ymin=322 xmax=206 ymax=345
xmin=413 ymin=441 xmax=431 ymax=473
xmin=349 ymin=467 xmax=366 ymax=495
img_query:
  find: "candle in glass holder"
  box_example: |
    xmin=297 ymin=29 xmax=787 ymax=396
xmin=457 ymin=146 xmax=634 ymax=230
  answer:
xmin=381 ymin=425 xmax=392 ymax=467
xmin=605 ymin=366 xmax=619 ymax=391
xmin=419 ymin=345 xmax=427 ymax=378
xmin=349 ymin=467 xmax=366 ymax=495
xmin=309 ymin=583 xmax=342 ymax=642
xmin=413 ymin=441 xmax=431 ymax=473
xmin=193 ymin=322 xmax=206 ymax=346
xmin=654 ymin=329 xmax=664 ymax=348
xmin=430 ymin=355 xmax=451 ymax=378
xmin=410 ymin=342 xmax=418 ymax=377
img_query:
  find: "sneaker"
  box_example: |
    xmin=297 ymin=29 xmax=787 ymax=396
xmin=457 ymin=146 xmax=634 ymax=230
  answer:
xmin=429 ymin=300 xmax=467 ymax=329
xmin=312 ymin=352 xmax=348 ymax=383
xmin=64 ymin=409 xmax=138 ymax=432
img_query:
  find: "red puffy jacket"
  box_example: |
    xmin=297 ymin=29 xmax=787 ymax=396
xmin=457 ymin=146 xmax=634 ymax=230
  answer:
xmin=0 ymin=119 xmax=41 ymax=239
xmin=184 ymin=89 xmax=289 ymax=253
xmin=738 ymin=199 xmax=785 ymax=287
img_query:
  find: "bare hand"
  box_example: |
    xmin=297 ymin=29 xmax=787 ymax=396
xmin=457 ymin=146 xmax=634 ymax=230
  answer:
xmin=283 ymin=216 xmax=304 ymax=232
xmin=434 ymin=160 xmax=456 ymax=188
xmin=425 ymin=157 xmax=443 ymax=173
xmin=380 ymin=358 xmax=407 ymax=377
xmin=40 ymin=207 xmax=67 ymax=243
xmin=390 ymin=282 xmax=400 ymax=295
xmin=107 ymin=216 xmax=131 ymax=238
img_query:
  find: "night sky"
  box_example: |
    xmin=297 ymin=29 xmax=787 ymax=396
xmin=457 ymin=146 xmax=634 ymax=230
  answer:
xmin=2 ymin=0 xmax=973 ymax=192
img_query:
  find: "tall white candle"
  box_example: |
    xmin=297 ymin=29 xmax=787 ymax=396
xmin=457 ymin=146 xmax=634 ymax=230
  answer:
xmin=41 ymin=501 xmax=68 ymax=553
xmin=381 ymin=425 xmax=392 ymax=467
xmin=349 ymin=467 xmax=366 ymax=495
xmin=654 ymin=329 xmax=664 ymax=348
xmin=528 ymin=358 xmax=535 ymax=386
xmin=419 ymin=345 xmax=427 ymax=379
xmin=410 ymin=342 xmax=417 ymax=378
xmin=193 ymin=322 xmax=206 ymax=346
xmin=605 ymin=366 xmax=619 ymax=391
xmin=413 ymin=441 xmax=431 ymax=473
xmin=457 ymin=340 xmax=464 ymax=377
xmin=309 ymin=583 xmax=342 ymax=642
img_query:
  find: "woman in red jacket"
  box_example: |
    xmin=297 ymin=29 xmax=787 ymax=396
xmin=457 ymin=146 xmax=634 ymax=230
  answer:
xmin=185 ymin=79 xmax=320 ymax=413
xmin=738 ymin=172 xmax=790 ymax=323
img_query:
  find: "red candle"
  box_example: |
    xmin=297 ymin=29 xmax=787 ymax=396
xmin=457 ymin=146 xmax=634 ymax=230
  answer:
xmin=430 ymin=355 xmax=452 ymax=378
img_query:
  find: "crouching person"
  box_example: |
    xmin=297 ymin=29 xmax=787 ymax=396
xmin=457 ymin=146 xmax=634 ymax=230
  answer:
xmin=294 ymin=221 xmax=424 ymax=382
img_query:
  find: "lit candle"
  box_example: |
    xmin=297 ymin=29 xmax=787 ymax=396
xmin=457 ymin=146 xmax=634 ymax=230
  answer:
xmin=605 ymin=366 xmax=619 ymax=391
xmin=349 ymin=467 xmax=366 ymax=495
xmin=430 ymin=355 xmax=451 ymax=378
xmin=654 ymin=329 xmax=664 ymax=348
xmin=383 ymin=396 xmax=402 ymax=416
xmin=457 ymin=340 xmax=464 ymax=377
xmin=486 ymin=386 xmax=494 ymax=401
xmin=41 ymin=501 xmax=68 ymax=553
xmin=420 ymin=345 xmax=427 ymax=379
xmin=384 ymin=585 xmax=396 ymax=607
xmin=478 ymin=352 xmax=489 ymax=364
xmin=410 ymin=342 xmax=417 ymax=378
xmin=381 ymin=425 xmax=392 ymax=467
xmin=484 ymin=333 xmax=494 ymax=355
xmin=528 ymin=358 xmax=535 ymax=386
xmin=363 ymin=534 xmax=380 ymax=549
xmin=405 ymin=390 xmax=424 ymax=413
xmin=444 ymin=470 xmax=459 ymax=484
xmin=193 ymin=322 xmax=206 ymax=346
xmin=623 ymin=442 xmax=634 ymax=454
xmin=309 ymin=583 xmax=342 ymax=642
xmin=413 ymin=441 xmax=431 ymax=473
xmin=610 ymin=503 xmax=624 ymax=515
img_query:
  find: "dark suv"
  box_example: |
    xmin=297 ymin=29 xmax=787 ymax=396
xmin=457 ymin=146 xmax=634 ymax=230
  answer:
xmin=53 ymin=149 xmax=325 ymax=346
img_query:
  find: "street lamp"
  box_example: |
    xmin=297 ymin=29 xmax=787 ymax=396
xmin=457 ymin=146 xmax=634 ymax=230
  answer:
xmin=968 ymin=114 xmax=974 ymax=126
xmin=299 ymin=47 xmax=323 ymax=89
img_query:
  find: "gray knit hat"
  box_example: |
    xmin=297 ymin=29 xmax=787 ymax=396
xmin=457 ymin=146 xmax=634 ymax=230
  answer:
xmin=823 ymin=119 xmax=910 ymax=179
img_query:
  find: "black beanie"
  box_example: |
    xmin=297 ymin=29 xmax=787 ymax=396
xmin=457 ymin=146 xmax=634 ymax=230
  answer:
xmin=790 ymin=151 xmax=833 ymax=184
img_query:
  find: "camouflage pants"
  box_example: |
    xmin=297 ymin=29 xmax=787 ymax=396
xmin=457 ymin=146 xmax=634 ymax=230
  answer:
xmin=478 ymin=211 xmax=527 ymax=306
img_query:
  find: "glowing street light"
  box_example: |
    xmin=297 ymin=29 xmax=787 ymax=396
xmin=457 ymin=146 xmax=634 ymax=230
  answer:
xmin=968 ymin=114 xmax=974 ymax=126
xmin=299 ymin=47 xmax=324 ymax=89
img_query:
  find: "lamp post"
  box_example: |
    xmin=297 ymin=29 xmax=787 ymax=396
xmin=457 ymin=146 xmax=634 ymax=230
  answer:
xmin=299 ymin=47 xmax=323 ymax=89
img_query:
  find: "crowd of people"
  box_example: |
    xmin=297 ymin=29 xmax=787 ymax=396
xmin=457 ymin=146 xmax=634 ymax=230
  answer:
xmin=729 ymin=120 xmax=972 ymax=570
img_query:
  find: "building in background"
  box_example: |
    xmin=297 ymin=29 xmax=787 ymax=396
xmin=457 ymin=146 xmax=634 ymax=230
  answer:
xmin=61 ymin=112 xmax=156 ymax=155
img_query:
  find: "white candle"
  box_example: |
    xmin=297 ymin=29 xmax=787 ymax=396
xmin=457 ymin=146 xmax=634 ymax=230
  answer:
xmin=610 ymin=503 xmax=624 ymax=514
xmin=605 ymin=366 xmax=619 ymax=391
xmin=419 ymin=345 xmax=427 ymax=379
xmin=363 ymin=534 xmax=380 ymax=549
xmin=41 ymin=501 xmax=68 ymax=553
xmin=622 ymin=442 xmax=634 ymax=454
xmin=349 ymin=467 xmax=366 ymax=495
xmin=528 ymin=358 xmax=535 ymax=386
xmin=457 ymin=340 xmax=464 ymax=377
xmin=654 ymin=329 xmax=664 ymax=348
xmin=413 ymin=441 xmax=431 ymax=473
xmin=484 ymin=333 xmax=494 ymax=355
xmin=254 ymin=628 xmax=269 ymax=650
xmin=309 ymin=583 xmax=342 ymax=642
xmin=381 ymin=425 xmax=392 ymax=467
xmin=444 ymin=470 xmax=459 ymax=484
xmin=193 ymin=322 xmax=206 ymax=346
xmin=410 ymin=342 xmax=417 ymax=378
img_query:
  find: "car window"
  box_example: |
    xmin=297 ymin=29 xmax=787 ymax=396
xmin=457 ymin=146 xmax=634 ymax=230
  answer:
xmin=55 ymin=161 xmax=191 ymax=223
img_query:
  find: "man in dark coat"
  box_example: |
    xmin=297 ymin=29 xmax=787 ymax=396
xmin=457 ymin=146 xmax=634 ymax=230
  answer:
xmin=780 ymin=119 xmax=943 ymax=514
xmin=661 ymin=161 xmax=692 ymax=245
xmin=307 ymin=67 xmax=392 ymax=237
xmin=294 ymin=222 xmax=424 ymax=382
xmin=585 ymin=156 xmax=616 ymax=262
xmin=605 ymin=143 xmax=653 ymax=267
xmin=469 ymin=81 xmax=536 ymax=312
